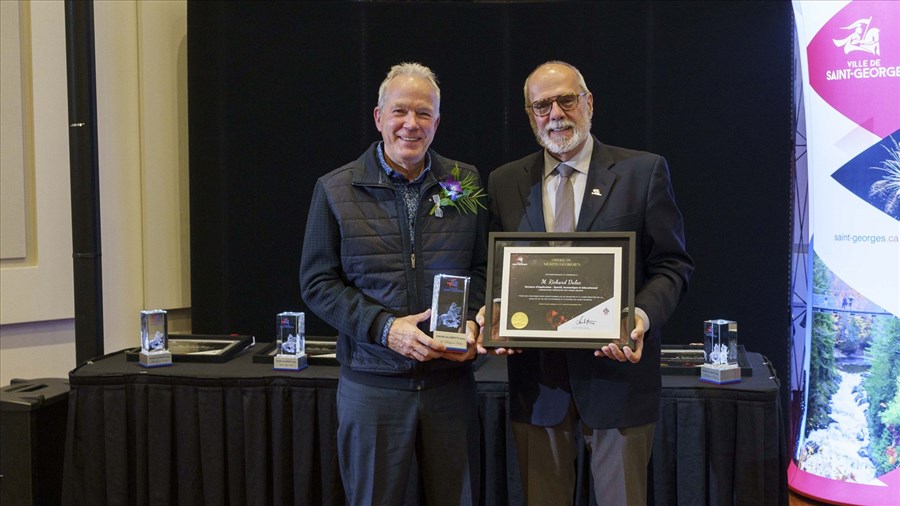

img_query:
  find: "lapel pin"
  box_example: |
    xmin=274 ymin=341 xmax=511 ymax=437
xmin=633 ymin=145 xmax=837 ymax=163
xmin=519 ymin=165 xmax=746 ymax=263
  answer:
xmin=591 ymin=189 xmax=602 ymax=196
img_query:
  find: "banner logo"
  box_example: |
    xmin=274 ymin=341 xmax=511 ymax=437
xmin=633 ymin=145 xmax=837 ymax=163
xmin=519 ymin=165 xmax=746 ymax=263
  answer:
xmin=833 ymin=17 xmax=880 ymax=56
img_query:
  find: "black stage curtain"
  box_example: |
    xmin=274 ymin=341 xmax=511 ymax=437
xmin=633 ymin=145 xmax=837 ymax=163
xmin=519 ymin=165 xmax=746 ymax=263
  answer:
xmin=187 ymin=0 xmax=793 ymax=443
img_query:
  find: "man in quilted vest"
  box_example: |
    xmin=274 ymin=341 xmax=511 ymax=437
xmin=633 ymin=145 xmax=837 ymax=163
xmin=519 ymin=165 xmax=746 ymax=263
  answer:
xmin=300 ymin=62 xmax=487 ymax=506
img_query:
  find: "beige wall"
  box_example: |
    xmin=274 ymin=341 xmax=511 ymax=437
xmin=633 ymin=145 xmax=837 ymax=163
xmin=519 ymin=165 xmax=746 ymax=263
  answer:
xmin=0 ymin=0 xmax=190 ymax=386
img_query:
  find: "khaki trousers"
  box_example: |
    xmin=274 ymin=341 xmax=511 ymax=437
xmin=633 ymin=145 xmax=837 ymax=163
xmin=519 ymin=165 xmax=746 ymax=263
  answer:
xmin=512 ymin=403 xmax=655 ymax=506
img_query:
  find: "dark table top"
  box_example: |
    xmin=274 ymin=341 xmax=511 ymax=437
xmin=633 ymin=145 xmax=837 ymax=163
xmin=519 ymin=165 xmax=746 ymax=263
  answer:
xmin=70 ymin=345 xmax=779 ymax=401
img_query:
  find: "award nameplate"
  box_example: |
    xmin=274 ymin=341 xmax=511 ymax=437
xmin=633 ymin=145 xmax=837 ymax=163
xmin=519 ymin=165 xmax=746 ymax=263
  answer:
xmin=699 ymin=319 xmax=741 ymax=384
xmin=274 ymin=311 xmax=308 ymax=371
xmin=430 ymin=274 xmax=470 ymax=352
xmin=139 ymin=309 xmax=172 ymax=367
xmin=483 ymin=232 xmax=636 ymax=349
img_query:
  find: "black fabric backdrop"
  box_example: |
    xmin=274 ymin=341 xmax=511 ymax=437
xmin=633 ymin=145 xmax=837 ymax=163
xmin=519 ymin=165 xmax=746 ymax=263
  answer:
xmin=187 ymin=0 xmax=793 ymax=444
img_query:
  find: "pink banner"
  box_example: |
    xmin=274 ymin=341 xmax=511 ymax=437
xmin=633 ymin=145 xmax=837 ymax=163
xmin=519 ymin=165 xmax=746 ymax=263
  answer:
xmin=807 ymin=1 xmax=900 ymax=138
xmin=792 ymin=1 xmax=900 ymax=505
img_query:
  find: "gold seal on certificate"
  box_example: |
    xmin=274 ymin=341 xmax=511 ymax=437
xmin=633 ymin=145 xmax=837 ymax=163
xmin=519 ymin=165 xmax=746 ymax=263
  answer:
xmin=430 ymin=274 xmax=470 ymax=352
xmin=510 ymin=312 xmax=529 ymax=329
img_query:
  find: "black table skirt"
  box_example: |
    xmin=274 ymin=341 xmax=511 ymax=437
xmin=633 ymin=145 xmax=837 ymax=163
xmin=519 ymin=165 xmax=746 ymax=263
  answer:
xmin=62 ymin=350 xmax=787 ymax=505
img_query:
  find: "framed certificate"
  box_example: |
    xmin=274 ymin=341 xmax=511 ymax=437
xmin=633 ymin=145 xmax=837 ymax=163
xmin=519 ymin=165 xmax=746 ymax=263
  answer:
xmin=483 ymin=232 xmax=636 ymax=349
xmin=125 ymin=334 xmax=255 ymax=363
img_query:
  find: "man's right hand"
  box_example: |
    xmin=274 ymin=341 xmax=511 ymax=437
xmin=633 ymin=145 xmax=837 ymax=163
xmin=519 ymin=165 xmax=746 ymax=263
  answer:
xmin=386 ymin=309 xmax=445 ymax=361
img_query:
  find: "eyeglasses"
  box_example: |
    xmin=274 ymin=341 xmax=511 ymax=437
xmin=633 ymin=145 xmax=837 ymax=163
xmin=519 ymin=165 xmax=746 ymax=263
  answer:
xmin=528 ymin=92 xmax=587 ymax=117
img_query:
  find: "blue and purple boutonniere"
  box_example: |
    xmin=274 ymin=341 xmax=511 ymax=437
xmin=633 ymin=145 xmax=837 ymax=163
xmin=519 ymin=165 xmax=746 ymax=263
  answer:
xmin=430 ymin=164 xmax=487 ymax=217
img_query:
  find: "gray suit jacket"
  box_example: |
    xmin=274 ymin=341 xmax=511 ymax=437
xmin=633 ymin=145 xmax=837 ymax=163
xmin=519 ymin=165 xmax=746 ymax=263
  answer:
xmin=488 ymin=136 xmax=693 ymax=428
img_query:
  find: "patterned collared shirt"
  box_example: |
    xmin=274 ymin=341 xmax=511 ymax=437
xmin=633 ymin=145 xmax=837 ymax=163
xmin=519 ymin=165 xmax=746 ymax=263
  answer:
xmin=376 ymin=142 xmax=431 ymax=247
xmin=375 ymin=142 xmax=432 ymax=346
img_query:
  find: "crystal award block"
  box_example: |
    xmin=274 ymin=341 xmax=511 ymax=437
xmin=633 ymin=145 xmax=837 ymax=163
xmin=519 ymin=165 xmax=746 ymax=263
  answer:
xmin=430 ymin=274 xmax=470 ymax=352
xmin=700 ymin=319 xmax=740 ymax=384
xmin=274 ymin=311 xmax=307 ymax=370
xmin=139 ymin=309 xmax=172 ymax=367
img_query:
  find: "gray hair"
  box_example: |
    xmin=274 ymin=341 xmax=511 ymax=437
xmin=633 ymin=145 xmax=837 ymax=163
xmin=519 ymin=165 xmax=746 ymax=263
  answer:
xmin=377 ymin=62 xmax=441 ymax=110
xmin=523 ymin=60 xmax=590 ymax=108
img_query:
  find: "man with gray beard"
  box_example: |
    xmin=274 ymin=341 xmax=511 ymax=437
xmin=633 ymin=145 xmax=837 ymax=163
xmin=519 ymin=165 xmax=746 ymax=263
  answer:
xmin=479 ymin=61 xmax=694 ymax=505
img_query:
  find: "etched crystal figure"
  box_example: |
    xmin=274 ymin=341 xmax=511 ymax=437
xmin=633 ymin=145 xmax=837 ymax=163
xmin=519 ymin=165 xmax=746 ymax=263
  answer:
xmin=274 ymin=312 xmax=307 ymax=370
xmin=139 ymin=309 xmax=172 ymax=367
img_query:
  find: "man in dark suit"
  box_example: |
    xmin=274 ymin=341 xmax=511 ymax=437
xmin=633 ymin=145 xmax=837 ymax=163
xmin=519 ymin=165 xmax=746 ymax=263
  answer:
xmin=481 ymin=61 xmax=693 ymax=505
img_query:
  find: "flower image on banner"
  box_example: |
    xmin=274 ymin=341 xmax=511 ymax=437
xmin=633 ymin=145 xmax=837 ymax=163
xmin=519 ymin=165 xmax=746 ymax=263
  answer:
xmin=792 ymin=1 xmax=900 ymax=504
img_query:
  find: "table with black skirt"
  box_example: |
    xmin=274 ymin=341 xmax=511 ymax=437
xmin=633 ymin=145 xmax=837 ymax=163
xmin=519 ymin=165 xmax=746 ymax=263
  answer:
xmin=61 ymin=347 xmax=787 ymax=505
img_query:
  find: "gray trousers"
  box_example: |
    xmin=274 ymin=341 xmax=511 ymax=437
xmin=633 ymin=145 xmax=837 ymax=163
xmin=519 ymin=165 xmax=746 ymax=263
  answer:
xmin=512 ymin=403 xmax=655 ymax=506
xmin=336 ymin=374 xmax=480 ymax=506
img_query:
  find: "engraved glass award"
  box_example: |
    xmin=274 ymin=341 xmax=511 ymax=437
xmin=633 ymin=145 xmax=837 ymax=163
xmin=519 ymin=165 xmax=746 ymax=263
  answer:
xmin=430 ymin=274 xmax=470 ymax=352
xmin=274 ymin=311 xmax=307 ymax=370
xmin=700 ymin=319 xmax=740 ymax=384
xmin=139 ymin=309 xmax=172 ymax=367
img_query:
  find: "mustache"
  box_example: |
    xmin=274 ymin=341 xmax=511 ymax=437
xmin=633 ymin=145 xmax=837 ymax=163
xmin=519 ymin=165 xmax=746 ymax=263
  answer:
xmin=543 ymin=120 xmax=575 ymax=133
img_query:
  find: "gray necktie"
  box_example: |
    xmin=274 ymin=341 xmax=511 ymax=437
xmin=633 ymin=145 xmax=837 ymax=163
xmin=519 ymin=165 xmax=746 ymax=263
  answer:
xmin=554 ymin=163 xmax=576 ymax=232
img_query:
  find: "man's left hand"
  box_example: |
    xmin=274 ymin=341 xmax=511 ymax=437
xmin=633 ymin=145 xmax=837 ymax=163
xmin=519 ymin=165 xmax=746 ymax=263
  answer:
xmin=439 ymin=320 xmax=479 ymax=362
xmin=595 ymin=315 xmax=645 ymax=363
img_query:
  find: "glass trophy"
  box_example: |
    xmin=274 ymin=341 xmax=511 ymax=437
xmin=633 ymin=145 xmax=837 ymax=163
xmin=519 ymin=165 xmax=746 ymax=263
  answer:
xmin=700 ymin=319 xmax=740 ymax=384
xmin=274 ymin=311 xmax=307 ymax=370
xmin=139 ymin=309 xmax=172 ymax=367
xmin=430 ymin=274 xmax=470 ymax=352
